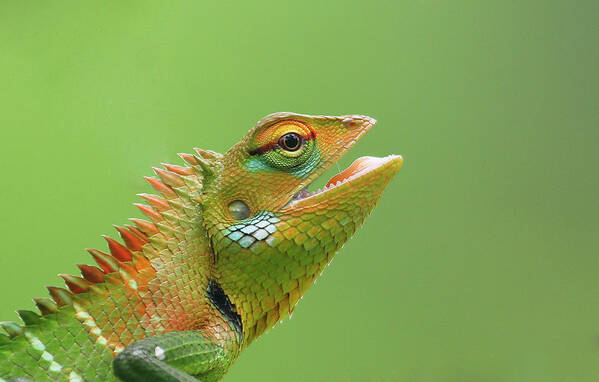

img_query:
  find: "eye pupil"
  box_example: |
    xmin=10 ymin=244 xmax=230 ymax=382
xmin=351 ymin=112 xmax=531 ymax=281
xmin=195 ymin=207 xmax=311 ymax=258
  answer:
xmin=280 ymin=133 xmax=301 ymax=151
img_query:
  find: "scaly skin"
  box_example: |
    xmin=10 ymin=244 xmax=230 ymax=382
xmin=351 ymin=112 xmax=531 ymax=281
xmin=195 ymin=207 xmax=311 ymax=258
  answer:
xmin=0 ymin=112 xmax=402 ymax=381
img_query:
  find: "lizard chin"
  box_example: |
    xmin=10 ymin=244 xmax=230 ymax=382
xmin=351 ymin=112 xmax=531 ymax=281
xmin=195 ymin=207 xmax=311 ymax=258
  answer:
xmin=282 ymin=155 xmax=403 ymax=210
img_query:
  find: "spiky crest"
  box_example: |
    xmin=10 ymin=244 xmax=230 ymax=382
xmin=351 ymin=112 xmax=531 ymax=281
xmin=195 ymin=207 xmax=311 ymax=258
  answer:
xmin=0 ymin=152 xmax=219 ymax=342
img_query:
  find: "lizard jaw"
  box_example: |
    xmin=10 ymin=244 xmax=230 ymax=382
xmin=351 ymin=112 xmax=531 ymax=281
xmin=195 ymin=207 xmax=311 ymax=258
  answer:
xmin=283 ymin=154 xmax=403 ymax=210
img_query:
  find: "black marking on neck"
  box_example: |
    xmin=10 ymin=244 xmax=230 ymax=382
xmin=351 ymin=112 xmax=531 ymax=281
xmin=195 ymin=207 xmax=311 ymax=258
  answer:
xmin=206 ymin=280 xmax=243 ymax=340
xmin=209 ymin=237 xmax=218 ymax=264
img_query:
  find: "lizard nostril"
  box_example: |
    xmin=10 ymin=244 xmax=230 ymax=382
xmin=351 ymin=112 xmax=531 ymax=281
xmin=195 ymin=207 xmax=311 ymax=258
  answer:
xmin=342 ymin=115 xmax=376 ymax=129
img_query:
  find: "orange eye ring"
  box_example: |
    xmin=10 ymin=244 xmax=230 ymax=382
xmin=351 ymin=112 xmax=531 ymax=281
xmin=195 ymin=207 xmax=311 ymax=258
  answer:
xmin=278 ymin=133 xmax=302 ymax=151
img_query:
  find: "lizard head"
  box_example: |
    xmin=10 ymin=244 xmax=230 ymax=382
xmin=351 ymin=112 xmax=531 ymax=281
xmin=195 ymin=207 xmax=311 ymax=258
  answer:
xmin=202 ymin=112 xmax=402 ymax=344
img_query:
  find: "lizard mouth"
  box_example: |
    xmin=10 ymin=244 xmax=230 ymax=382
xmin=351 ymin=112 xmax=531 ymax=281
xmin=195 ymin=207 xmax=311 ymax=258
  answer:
xmin=284 ymin=155 xmax=403 ymax=208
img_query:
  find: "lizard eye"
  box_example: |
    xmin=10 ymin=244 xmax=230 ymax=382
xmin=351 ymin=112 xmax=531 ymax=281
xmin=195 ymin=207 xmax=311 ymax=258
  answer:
xmin=247 ymin=121 xmax=317 ymax=171
xmin=278 ymin=133 xmax=302 ymax=152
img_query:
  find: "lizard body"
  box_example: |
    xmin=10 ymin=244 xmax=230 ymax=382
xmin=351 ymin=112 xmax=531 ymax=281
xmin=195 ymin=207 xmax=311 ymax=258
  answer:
xmin=0 ymin=113 xmax=402 ymax=381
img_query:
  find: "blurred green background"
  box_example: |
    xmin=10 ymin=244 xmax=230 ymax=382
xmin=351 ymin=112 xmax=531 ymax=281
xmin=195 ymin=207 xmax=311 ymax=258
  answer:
xmin=1 ymin=1 xmax=598 ymax=381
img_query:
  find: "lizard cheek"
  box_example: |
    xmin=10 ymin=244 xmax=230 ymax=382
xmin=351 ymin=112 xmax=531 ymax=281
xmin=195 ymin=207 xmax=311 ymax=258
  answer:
xmin=228 ymin=200 xmax=251 ymax=220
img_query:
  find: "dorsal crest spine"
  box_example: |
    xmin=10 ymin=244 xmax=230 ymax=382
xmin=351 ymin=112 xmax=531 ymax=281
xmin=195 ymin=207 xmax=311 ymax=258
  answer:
xmin=0 ymin=152 xmax=218 ymax=345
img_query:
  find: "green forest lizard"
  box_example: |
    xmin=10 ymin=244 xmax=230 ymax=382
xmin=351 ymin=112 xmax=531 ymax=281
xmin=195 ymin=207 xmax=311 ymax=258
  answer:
xmin=0 ymin=113 xmax=402 ymax=381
